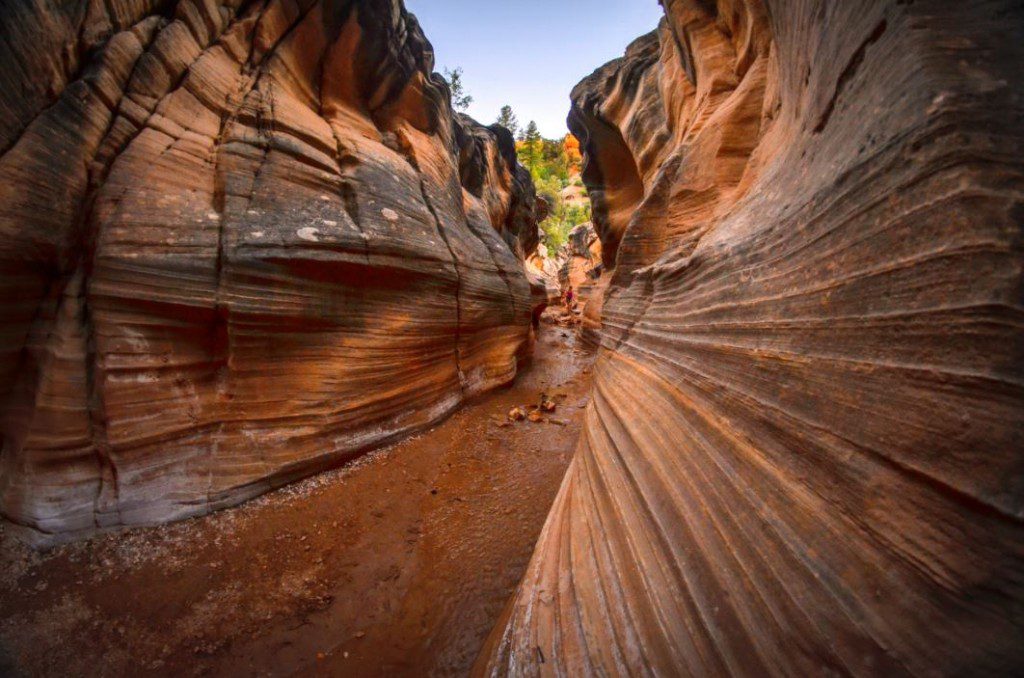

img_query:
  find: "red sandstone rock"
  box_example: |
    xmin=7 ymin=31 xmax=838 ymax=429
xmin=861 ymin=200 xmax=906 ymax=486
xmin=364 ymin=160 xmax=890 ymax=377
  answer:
xmin=525 ymin=243 xmax=562 ymax=309
xmin=0 ymin=0 xmax=539 ymax=545
xmin=557 ymin=222 xmax=602 ymax=302
xmin=556 ymin=221 xmax=604 ymax=342
xmin=480 ymin=0 xmax=1024 ymax=674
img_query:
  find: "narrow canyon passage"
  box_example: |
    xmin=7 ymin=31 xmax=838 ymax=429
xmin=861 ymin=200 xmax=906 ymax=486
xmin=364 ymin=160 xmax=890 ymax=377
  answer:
xmin=0 ymin=320 xmax=594 ymax=677
xmin=1 ymin=0 xmax=1022 ymax=675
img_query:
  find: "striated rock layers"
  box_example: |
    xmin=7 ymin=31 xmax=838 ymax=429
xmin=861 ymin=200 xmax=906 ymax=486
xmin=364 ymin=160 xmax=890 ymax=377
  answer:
xmin=0 ymin=0 xmax=539 ymax=545
xmin=481 ymin=0 xmax=1023 ymax=675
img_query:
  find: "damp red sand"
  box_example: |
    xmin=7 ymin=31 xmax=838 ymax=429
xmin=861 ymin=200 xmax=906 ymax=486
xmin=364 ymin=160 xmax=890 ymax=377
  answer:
xmin=0 ymin=319 xmax=594 ymax=677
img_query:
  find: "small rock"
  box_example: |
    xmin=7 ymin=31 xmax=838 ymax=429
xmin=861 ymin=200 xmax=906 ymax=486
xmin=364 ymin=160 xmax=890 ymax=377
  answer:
xmin=354 ymin=631 xmax=366 ymax=638
xmin=528 ymin=410 xmax=545 ymax=423
xmin=508 ymin=407 xmax=527 ymax=422
xmin=540 ymin=399 xmax=557 ymax=413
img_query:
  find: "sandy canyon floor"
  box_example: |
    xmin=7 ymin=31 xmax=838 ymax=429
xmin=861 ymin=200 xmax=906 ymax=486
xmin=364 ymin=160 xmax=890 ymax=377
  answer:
xmin=0 ymin=316 xmax=594 ymax=677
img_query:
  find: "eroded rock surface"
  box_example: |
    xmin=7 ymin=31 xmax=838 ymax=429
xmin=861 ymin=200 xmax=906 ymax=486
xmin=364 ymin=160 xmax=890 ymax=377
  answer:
xmin=481 ymin=0 xmax=1024 ymax=675
xmin=0 ymin=0 xmax=539 ymax=545
xmin=557 ymin=223 xmax=601 ymax=302
xmin=557 ymin=222 xmax=604 ymax=341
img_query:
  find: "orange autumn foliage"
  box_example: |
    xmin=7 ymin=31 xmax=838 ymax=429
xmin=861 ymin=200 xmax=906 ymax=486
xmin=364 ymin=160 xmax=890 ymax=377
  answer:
xmin=563 ymin=134 xmax=582 ymax=173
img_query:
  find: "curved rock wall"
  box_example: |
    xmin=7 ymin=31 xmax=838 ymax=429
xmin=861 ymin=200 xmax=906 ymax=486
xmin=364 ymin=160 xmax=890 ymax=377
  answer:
xmin=0 ymin=0 xmax=539 ymax=545
xmin=481 ymin=0 xmax=1024 ymax=674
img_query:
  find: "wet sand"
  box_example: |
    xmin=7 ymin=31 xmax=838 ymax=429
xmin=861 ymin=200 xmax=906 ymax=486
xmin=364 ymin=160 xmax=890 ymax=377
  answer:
xmin=0 ymin=319 xmax=594 ymax=677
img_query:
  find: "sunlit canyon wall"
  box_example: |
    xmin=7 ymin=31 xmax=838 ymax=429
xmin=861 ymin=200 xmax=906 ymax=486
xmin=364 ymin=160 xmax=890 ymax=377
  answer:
xmin=480 ymin=0 xmax=1024 ymax=674
xmin=0 ymin=0 xmax=540 ymax=545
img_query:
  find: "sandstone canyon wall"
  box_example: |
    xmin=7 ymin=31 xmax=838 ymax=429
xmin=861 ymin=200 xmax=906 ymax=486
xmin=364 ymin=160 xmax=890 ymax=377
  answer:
xmin=481 ymin=0 xmax=1024 ymax=675
xmin=0 ymin=0 xmax=539 ymax=545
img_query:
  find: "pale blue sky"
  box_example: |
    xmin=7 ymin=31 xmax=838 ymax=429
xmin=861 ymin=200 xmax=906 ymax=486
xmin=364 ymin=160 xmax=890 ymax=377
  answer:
xmin=404 ymin=0 xmax=665 ymax=138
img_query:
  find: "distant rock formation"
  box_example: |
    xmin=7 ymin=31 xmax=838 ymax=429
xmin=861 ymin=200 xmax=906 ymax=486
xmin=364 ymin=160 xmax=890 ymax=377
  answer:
xmin=480 ymin=0 xmax=1024 ymax=674
xmin=528 ymin=225 xmax=601 ymax=303
xmin=0 ymin=0 xmax=539 ymax=545
xmin=557 ymin=222 xmax=604 ymax=340
xmin=557 ymin=222 xmax=601 ymax=302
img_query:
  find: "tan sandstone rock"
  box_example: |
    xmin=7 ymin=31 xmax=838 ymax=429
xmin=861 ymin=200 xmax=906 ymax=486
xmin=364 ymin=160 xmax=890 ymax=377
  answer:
xmin=479 ymin=0 xmax=1024 ymax=675
xmin=0 ymin=0 xmax=540 ymax=545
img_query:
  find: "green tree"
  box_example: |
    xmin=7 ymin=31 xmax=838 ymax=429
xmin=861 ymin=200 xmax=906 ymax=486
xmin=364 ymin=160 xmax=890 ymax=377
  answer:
xmin=541 ymin=137 xmax=571 ymax=184
xmin=534 ymin=174 xmax=562 ymax=206
xmin=518 ymin=120 xmax=543 ymax=173
xmin=506 ymin=122 xmax=591 ymax=249
xmin=534 ymin=172 xmax=592 ymax=250
xmin=496 ymin=105 xmax=519 ymax=138
xmin=443 ymin=67 xmax=473 ymax=112
xmin=539 ymin=199 xmax=592 ymax=250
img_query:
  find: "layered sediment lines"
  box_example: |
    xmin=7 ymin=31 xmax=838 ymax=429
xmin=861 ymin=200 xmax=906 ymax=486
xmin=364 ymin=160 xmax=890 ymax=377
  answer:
xmin=0 ymin=0 xmax=539 ymax=544
xmin=482 ymin=0 xmax=1024 ymax=675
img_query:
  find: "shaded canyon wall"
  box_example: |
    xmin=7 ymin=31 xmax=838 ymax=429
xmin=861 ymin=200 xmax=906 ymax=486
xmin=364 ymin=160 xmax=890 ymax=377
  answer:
xmin=481 ymin=0 xmax=1024 ymax=675
xmin=0 ymin=0 xmax=540 ymax=545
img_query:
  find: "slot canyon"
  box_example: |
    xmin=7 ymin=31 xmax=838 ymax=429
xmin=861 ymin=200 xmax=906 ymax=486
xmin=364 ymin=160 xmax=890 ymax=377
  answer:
xmin=1 ymin=0 xmax=1022 ymax=676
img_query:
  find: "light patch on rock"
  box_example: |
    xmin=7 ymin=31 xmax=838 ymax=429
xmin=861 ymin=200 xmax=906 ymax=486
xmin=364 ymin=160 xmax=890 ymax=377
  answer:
xmin=251 ymin=231 xmax=264 ymax=238
xmin=323 ymin=220 xmax=337 ymax=227
xmin=381 ymin=208 xmax=400 ymax=223
xmin=297 ymin=227 xmax=321 ymax=242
